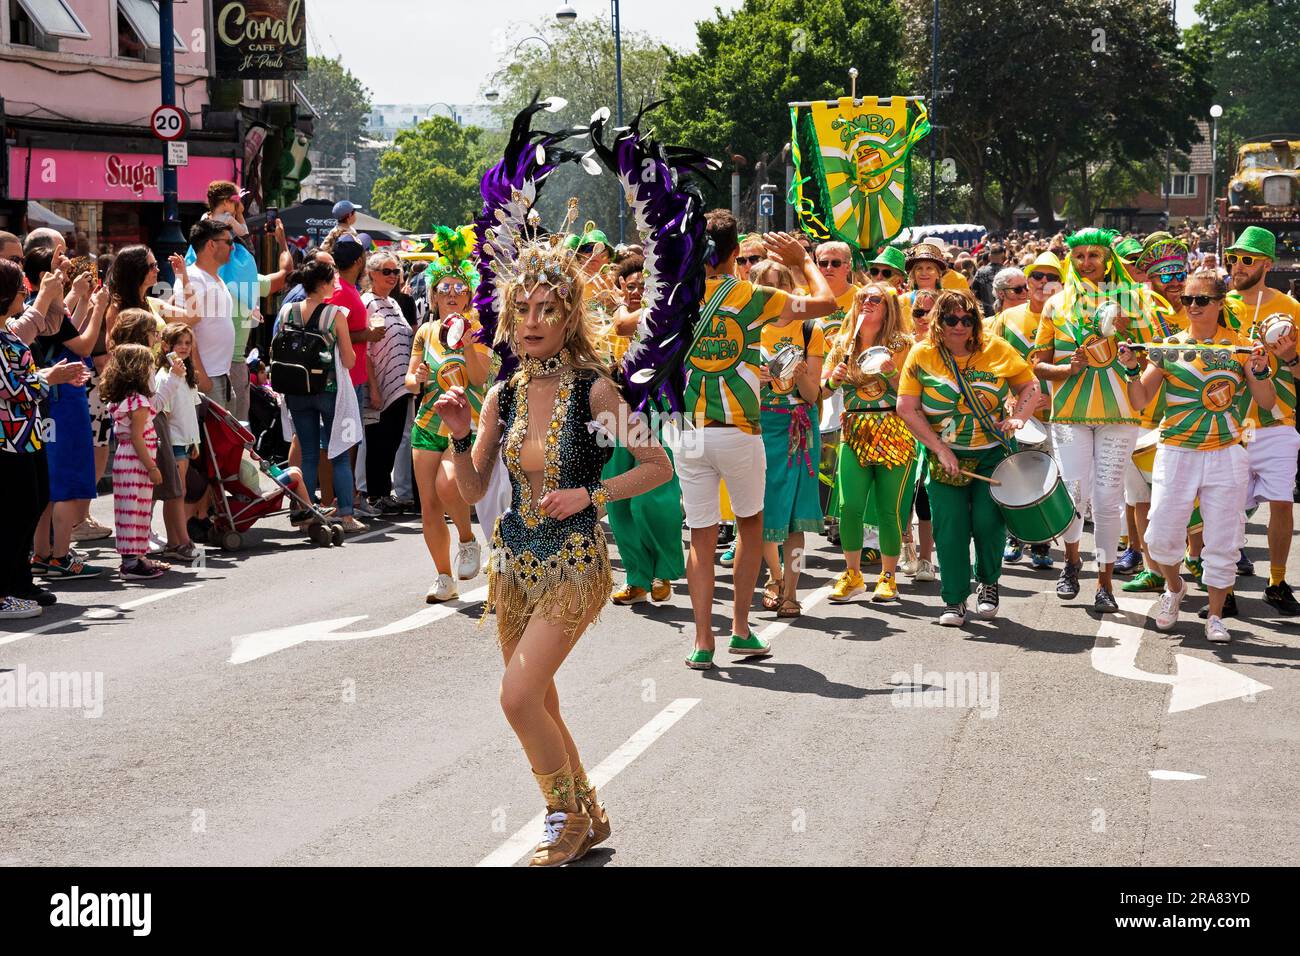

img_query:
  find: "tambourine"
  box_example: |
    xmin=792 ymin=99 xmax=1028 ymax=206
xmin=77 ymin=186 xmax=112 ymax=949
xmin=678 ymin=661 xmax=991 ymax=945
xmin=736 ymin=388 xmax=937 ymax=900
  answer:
xmin=857 ymin=346 xmax=893 ymax=376
xmin=439 ymin=313 xmax=467 ymax=350
xmin=767 ymin=344 xmax=804 ymax=381
xmin=1260 ymin=312 xmax=1296 ymax=347
xmin=1127 ymin=338 xmax=1255 ymax=365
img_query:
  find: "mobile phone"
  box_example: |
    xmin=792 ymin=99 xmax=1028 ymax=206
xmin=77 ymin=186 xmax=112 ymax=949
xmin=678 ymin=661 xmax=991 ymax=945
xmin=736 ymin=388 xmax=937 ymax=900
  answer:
xmin=266 ymin=207 xmax=279 ymax=227
xmin=167 ymin=351 xmax=179 ymax=365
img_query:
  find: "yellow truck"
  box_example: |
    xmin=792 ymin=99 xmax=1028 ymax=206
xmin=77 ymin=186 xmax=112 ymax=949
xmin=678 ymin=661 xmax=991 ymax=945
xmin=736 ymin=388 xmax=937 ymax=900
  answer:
xmin=1219 ymin=137 xmax=1300 ymax=291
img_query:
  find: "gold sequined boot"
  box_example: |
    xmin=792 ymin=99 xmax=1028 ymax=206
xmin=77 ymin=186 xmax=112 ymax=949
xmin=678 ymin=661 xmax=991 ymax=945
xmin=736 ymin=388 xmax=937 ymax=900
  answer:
xmin=573 ymin=763 xmax=611 ymax=848
xmin=529 ymin=761 xmax=592 ymax=867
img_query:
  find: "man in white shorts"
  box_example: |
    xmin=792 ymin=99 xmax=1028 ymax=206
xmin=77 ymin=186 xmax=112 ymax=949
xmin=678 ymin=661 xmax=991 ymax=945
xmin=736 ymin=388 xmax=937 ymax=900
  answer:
xmin=679 ymin=210 xmax=836 ymax=669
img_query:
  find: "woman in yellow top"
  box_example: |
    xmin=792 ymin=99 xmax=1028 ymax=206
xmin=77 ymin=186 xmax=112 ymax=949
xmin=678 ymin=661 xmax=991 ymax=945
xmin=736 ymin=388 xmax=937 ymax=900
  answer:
xmin=405 ymin=256 xmax=492 ymax=603
xmin=1118 ymin=270 xmax=1276 ymax=644
xmin=823 ymin=283 xmax=916 ymax=602
xmin=898 ymin=289 xmax=1040 ymax=627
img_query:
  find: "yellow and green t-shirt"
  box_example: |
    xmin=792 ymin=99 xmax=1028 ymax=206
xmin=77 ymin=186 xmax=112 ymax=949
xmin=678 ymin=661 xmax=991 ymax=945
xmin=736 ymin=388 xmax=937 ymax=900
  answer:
xmin=1231 ymin=291 xmax=1300 ymax=429
xmin=1153 ymin=327 xmax=1254 ymax=450
xmin=818 ymin=285 xmax=859 ymax=342
xmin=825 ymin=332 xmax=913 ymax=413
xmin=899 ymin=337 xmax=1034 ymax=449
xmin=1030 ymin=286 xmax=1162 ymax=425
xmin=760 ymin=319 xmax=823 ymax=407
xmin=988 ymin=302 xmax=1047 ymax=422
xmin=410 ymin=321 xmax=491 ymax=437
xmin=686 ymin=276 xmax=789 ymax=433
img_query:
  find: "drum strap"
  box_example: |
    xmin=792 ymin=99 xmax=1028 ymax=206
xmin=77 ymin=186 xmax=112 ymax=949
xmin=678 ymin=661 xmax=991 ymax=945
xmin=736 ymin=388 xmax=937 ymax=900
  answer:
xmin=939 ymin=344 xmax=1015 ymax=454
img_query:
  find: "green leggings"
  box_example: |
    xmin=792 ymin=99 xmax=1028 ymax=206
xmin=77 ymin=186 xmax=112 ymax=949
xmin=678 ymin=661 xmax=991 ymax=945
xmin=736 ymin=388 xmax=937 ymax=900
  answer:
xmin=924 ymin=445 xmax=1008 ymax=605
xmin=835 ymin=443 xmax=917 ymax=556
xmin=604 ymin=444 xmax=686 ymax=590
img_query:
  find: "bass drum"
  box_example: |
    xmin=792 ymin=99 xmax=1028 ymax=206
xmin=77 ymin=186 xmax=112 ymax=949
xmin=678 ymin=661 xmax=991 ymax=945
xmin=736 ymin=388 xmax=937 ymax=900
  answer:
xmin=990 ymin=449 xmax=1076 ymax=544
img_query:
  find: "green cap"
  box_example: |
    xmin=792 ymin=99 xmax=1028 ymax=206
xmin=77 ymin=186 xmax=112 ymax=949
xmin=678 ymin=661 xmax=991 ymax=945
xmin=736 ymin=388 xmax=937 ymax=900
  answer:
xmin=1113 ymin=237 xmax=1142 ymax=261
xmin=1225 ymin=225 xmax=1276 ymax=260
xmin=867 ymin=245 xmax=907 ymax=273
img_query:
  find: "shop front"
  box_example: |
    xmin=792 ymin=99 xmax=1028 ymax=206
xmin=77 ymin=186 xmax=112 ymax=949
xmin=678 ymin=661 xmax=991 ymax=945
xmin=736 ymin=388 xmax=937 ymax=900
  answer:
xmin=5 ymin=146 xmax=241 ymax=252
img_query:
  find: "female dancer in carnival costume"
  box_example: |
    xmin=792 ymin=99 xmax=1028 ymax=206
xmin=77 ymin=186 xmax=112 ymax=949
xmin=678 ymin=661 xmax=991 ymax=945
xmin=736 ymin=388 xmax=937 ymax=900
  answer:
xmin=1031 ymin=228 xmax=1168 ymax=613
xmin=823 ymin=282 xmax=918 ymax=603
xmin=438 ymin=97 xmax=711 ymax=866
xmin=404 ymin=225 xmax=491 ymax=602
xmin=898 ymin=289 xmax=1041 ymax=626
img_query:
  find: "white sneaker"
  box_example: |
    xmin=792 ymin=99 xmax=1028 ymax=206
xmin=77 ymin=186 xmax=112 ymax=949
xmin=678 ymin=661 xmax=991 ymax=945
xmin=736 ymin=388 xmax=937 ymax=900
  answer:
xmin=939 ymin=602 xmax=967 ymax=627
xmin=0 ymin=596 xmax=42 ymax=619
xmin=352 ymin=499 xmax=380 ymax=518
xmin=913 ymin=559 xmax=937 ymax=582
xmin=455 ymin=540 xmax=482 ymax=580
xmin=1204 ymin=615 xmax=1231 ymax=644
xmin=426 ymin=574 xmax=457 ymax=603
xmin=1153 ymin=586 xmax=1187 ymax=631
xmin=899 ymin=542 xmax=919 ymax=576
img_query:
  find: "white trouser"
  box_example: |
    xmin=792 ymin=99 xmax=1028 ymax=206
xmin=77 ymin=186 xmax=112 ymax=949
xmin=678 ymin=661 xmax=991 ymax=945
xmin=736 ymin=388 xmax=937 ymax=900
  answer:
xmin=1052 ymin=422 xmax=1139 ymax=567
xmin=1145 ymin=443 xmax=1248 ymax=590
xmin=1246 ymin=424 xmax=1300 ymax=508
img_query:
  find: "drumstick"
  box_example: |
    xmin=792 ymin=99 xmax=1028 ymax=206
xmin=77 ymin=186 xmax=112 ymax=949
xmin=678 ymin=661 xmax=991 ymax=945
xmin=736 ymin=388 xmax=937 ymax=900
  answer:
xmin=958 ymin=469 xmax=1002 ymax=486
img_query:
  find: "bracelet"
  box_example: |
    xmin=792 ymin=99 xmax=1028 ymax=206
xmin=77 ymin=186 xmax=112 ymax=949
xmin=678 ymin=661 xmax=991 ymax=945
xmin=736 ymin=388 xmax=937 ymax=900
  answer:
xmin=1286 ymin=355 xmax=1299 ymax=368
xmin=1121 ymin=362 xmax=1142 ymax=379
xmin=450 ymin=432 xmax=474 ymax=454
xmin=1252 ymin=364 xmax=1273 ymax=381
xmin=587 ymin=482 xmax=610 ymax=511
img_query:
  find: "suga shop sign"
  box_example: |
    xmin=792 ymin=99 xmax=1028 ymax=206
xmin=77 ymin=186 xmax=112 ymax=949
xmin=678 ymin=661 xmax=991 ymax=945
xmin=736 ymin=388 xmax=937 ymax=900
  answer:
xmin=105 ymin=154 xmax=161 ymax=198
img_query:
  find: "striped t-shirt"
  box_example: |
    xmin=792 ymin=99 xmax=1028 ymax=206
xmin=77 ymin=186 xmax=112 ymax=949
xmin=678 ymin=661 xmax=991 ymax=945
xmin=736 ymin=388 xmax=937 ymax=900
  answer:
xmin=362 ymin=293 xmax=414 ymax=422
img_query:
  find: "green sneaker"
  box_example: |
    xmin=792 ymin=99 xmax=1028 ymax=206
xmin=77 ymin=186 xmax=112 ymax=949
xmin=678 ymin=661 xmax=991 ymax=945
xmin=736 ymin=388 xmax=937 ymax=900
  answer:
xmin=685 ymin=649 xmax=714 ymax=670
xmin=1121 ymin=569 xmax=1165 ymax=593
xmin=861 ymin=548 xmax=881 ymax=564
xmin=43 ymin=554 xmax=108 ymax=580
xmin=727 ymin=633 xmax=772 ymax=658
xmin=1184 ymin=555 xmax=1206 ymax=591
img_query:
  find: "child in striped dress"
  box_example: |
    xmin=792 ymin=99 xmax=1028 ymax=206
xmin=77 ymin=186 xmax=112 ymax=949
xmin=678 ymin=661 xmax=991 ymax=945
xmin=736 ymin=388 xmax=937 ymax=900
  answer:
xmin=102 ymin=343 xmax=184 ymax=579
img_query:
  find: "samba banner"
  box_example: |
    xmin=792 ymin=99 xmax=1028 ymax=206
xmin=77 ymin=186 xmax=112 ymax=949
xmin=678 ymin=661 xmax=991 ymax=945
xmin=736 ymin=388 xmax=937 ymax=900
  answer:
xmin=789 ymin=97 xmax=930 ymax=266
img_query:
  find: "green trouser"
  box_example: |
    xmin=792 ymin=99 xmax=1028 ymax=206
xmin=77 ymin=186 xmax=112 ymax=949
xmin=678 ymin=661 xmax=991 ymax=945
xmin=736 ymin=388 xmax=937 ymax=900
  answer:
xmin=604 ymin=443 xmax=685 ymax=590
xmin=924 ymin=445 xmax=1008 ymax=606
xmin=835 ymin=443 xmax=917 ymax=556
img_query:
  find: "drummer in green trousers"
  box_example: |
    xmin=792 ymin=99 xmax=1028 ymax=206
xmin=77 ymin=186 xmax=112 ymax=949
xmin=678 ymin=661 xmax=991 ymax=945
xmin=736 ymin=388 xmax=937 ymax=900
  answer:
xmin=898 ymin=289 xmax=1042 ymax=627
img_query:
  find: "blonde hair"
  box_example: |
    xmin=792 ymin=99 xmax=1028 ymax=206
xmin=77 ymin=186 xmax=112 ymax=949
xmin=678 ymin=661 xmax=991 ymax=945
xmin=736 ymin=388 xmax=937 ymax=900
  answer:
xmin=925 ymin=288 xmax=986 ymax=352
xmin=749 ymin=259 xmax=796 ymax=292
xmin=100 ymin=343 xmax=156 ymax=403
xmin=497 ymin=274 xmax=611 ymax=381
xmin=827 ymin=284 xmax=911 ymax=368
xmin=107 ymin=307 xmax=159 ymax=350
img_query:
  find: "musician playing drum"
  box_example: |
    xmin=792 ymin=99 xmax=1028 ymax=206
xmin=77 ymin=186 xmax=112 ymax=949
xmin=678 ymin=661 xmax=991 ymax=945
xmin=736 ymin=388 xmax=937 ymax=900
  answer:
xmin=823 ymin=283 xmax=917 ymax=603
xmin=898 ymin=289 xmax=1040 ymax=627
xmin=1118 ymin=270 xmax=1277 ymax=644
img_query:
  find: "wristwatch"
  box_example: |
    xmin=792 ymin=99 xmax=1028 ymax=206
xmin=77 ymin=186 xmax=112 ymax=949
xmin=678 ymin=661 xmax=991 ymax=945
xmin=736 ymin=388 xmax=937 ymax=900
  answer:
xmin=1285 ymin=355 xmax=1299 ymax=368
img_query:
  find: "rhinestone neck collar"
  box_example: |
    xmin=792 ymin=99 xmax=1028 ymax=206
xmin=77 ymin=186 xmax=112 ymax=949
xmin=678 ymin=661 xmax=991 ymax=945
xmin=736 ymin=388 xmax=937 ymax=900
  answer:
xmin=520 ymin=349 xmax=570 ymax=379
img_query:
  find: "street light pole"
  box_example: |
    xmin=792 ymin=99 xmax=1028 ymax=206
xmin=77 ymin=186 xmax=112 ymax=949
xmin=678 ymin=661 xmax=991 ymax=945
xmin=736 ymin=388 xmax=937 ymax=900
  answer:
xmin=929 ymin=0 xmax=939 ymax=225
xmin=157 ymin=0 xmax=185 ymax=256
xmin=1209 ymin=103 xmax=1222 ymax=224
xmin=612 ymin=0 xmax=625 ymax=245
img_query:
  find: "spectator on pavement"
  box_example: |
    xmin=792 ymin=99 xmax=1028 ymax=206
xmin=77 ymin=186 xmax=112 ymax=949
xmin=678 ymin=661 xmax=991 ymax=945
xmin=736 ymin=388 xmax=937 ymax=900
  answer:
xmin=174 ymin=219 xmax=236 ymax=409
xmin=361 ymin=250 xmax=414 ymax=515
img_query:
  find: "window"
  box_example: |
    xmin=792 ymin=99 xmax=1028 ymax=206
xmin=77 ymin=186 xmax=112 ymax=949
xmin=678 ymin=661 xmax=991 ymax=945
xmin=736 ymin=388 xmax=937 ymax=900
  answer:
xmin=117 ymin=0 xmax=186 ymax=54
xmin=1167 ymin=174 xmax=1197 ymax=198
xmin=14 ymin=0 xmax=90 ymax=39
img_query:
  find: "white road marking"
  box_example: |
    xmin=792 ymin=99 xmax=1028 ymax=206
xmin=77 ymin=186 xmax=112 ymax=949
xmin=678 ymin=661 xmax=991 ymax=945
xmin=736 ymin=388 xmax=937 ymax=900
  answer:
xmin=1091 ymin=597 xmax=1271 ymax=713
xmin=477 ymin=697 xmax=701 ymax=867
xmin=1149 ymin=770 xmax=1206 ymax=781
xmin=346 ymin=519 xmax=421 ymax=545
xmin=228 ymin=584 xmax=489 ymax=664
xmin=0 ymin=584 xmax=202 ymax=648
xmin=753 ymin=584 xmax=834 ymax=643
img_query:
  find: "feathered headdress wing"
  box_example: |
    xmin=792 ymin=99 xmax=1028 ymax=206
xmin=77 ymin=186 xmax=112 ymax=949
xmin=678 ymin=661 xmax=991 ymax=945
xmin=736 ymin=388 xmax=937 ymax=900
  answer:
xmin=586 ymin=101 xmax=720 ymax=412
xmin=471 ymin=93 xmax=585 ymax=380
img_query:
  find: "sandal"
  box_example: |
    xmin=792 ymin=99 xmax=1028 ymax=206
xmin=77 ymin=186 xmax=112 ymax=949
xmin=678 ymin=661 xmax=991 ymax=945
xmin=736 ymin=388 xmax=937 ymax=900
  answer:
xmin=776 ymin=597 xmax=802 ymax=618
xmin=761 ymin=576 xmax=784 ymax=611
xmin=121 ymin=557 xmax=168 ymax=579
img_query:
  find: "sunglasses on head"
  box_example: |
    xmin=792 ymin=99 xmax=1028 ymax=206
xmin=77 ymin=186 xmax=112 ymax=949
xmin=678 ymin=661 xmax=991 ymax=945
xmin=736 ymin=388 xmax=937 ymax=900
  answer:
xmin=1180 ymin=294 xmax=1222 ymax=307
xmin=436 ymin=281 xmax=468 ymax=294
xmin=1225 ymin=254 xmax=1261 ymax=266
xmin=940 ymin=312 xmax=975 ymax=328
xmin=1157 ymin=271 xmax=1187 ymax=284
xmin=818 ymin=258 xmax=846 ymax=269
xmin=1028 ymin=271 xmax=1056 ymax=282
xmin=736 ymin=255 xmax=763 ymax=267
xmin=376 ymin=267 xmax=401 ymax=277
xmin=868 ymin=267 xmax=896 ymax=278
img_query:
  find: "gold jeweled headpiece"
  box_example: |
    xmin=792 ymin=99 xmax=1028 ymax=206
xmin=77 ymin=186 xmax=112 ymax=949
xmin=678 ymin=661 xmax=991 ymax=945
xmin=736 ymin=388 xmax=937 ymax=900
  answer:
xmin=480 ymin=189 xmax=584 ymax=306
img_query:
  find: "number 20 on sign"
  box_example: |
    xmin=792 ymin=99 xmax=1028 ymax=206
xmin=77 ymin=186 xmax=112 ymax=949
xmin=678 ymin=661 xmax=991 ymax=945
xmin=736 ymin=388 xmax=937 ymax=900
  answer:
xmin=151 ymin=105 xmax=188 ymax=141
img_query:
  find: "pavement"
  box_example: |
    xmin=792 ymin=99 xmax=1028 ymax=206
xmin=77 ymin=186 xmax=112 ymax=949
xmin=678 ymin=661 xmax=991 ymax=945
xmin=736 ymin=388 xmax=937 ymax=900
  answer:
xmin=3 ymin=497 xmax=1298 ymax=867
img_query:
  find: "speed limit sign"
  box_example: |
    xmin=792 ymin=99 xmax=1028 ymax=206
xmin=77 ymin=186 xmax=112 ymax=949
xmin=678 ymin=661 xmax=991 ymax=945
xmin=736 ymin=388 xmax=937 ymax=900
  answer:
xmin=151 ymin=105 xmax=188 ymax=141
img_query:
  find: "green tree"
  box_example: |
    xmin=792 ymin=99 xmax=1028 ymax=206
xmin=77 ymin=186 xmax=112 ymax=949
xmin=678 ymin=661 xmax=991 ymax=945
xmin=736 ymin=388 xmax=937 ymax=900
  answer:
xmin=658 ymin=0 xmax=907 ymax=224
xmin=369 ymin=117 xmax=491 ymax=232
xmin=487 ymin=18 xmax=672 ymax=239
xmin=300 ymin=55 xmax=372 ymax=168
xmin=900 ymin=0 xmax=1210 ymax=231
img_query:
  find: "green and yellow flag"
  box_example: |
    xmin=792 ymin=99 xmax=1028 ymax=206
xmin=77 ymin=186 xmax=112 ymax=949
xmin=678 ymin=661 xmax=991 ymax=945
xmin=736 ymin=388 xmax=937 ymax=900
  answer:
xmin=790 ymin=96 xmax=930 ymax=267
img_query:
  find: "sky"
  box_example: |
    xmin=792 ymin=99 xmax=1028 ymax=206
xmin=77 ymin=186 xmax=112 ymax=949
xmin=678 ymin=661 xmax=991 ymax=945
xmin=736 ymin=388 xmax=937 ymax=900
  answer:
xmin=304 ymin=0 xmax=1201 ymax=107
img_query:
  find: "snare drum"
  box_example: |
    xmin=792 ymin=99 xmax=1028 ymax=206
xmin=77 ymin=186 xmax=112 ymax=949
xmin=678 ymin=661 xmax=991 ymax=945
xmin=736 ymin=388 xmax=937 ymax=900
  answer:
xmin=990 ymin=450 xmax=1076 ymax=544
xmin=1015 ymin=418 xmax=1047 ymax=450
xmin=1131 ymin=428 xmax=1158 ymax=485
xmin=858 ymin=346 xmax=893 ymax=376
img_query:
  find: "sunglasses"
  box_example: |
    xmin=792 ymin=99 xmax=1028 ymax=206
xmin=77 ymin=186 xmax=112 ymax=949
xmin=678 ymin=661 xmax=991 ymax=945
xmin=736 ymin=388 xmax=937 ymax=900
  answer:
xmin=912 ymin=308 xmax=930 ymax=318
xmin=940 ymin=312 xmax=975 ymax=328
xmin=1002 ymin=285 xmax=1028 ymax=295
xmin=818 ymin=258 xmax=846 ymax=269
xmin=436 ymin=281 xmax=468 ymax=294
xmin=1180 ymin=294 xmax=1222 ymax=307
xmin=1157 ymin=272 xmax=1187 ymax=284
xmin=147 ymin=260 xmax=159 ymax=269
xmin=376 ymin=267 xmax=401 ymax=277
xmin=1028 ymin=271 xmax=1056 ymax=282
xmin=869 ymin=267 xmax=896 ymax=278
xmin=4 ymin=255 xmax=22 ymax=265
xmin=736 ymin=255 xmax=763 ymax=267
xmin=861 ymin=294 xmax=884 ymax=306
xmin=1225 ymin=254 xmax=1262 ymax=266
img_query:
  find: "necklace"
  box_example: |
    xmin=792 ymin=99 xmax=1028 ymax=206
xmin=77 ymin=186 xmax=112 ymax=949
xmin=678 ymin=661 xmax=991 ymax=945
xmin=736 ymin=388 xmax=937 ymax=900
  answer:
xmin=520 ymin=350 xmax=569 ymax=379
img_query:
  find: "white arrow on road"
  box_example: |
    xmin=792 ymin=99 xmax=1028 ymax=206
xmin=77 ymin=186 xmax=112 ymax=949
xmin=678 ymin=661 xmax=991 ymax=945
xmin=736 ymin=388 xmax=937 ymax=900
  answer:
xmin=229 ymin=585 xmax=489 ymax=665
xmin=1091 ymin=599 xmax=1271 ymax=713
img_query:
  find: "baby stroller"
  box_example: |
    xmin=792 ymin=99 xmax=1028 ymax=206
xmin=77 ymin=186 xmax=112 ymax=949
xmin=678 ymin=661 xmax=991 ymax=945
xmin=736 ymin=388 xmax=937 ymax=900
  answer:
xmin=196 ymin=395 xmax=343 ymax=550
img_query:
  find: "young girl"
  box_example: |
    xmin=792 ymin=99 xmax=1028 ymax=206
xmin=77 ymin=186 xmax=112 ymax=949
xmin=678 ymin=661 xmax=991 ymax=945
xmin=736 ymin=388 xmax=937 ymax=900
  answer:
xmin=102 ymin=343 xmax=184 ymax=578
xmin=155 ymin=324 xmax=202 ymax=543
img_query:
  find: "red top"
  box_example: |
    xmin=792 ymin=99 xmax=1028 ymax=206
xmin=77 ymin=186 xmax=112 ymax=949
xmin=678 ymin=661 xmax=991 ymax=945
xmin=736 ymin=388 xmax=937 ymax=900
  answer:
xmin=328 ymin=279 xmax=368 ymax=386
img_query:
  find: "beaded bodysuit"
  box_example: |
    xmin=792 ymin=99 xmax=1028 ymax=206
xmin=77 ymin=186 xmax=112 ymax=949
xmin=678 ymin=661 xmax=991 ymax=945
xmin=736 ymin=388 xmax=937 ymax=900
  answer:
xmin=486 ymin=361 xmax=614 ymax=647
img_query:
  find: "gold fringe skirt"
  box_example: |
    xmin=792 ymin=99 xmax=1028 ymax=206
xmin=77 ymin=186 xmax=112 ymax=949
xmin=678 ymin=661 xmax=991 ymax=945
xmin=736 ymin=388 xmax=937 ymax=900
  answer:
xmin=484 ymin=527 xmax=614 ymax=649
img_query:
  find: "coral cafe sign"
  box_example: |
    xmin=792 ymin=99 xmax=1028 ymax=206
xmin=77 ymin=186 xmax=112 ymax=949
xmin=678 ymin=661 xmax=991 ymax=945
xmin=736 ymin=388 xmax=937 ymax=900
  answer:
xmin=215 ymin=0 xmax=307 ymax=78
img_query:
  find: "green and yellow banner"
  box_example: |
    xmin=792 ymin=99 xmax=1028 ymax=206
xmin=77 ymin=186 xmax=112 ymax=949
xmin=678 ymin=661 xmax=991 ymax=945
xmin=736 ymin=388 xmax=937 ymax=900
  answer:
xmin=789 ymin=96 xmax=930 ymax=266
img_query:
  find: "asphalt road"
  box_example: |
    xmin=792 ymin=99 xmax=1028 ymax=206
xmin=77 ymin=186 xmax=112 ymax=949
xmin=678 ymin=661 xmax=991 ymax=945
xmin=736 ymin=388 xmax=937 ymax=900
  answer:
xmin=3 ymin=498 xmax=1298 ymax=867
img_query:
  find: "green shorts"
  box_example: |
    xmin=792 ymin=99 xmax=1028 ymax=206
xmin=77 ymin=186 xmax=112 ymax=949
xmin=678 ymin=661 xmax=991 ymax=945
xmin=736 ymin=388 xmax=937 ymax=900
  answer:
xmin=412 ymin=422 xmax=450 ymax=452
